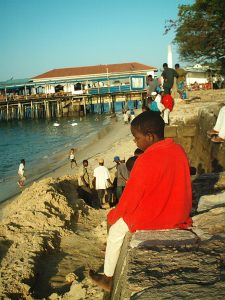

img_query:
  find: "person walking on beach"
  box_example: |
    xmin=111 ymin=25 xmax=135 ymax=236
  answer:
xmin=89 ymin=111 xmax=192 ymax=292
xmin=93 ymin=159 xmax=113 ymax=209
xmin=17 ymin=159 xmax=26 ymax=188
xmin=68 ymin=148 xmax=78 ymax=168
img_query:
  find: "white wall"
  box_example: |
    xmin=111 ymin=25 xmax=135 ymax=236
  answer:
xmin=186 ymin=72 xmax=208 ymax=85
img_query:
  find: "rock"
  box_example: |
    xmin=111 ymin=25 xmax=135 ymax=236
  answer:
xmin=197 ymin=191 xmax=225 ymax=212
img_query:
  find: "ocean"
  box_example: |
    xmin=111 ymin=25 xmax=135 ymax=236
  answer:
xmin=0 ymin=101 xmax=140 ymax=202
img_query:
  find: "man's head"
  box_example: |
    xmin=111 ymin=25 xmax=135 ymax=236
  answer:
xmin=175 ymin=63 xmax=180 ymax=69
xmin=126 ymin=156 xmax=138 ymax=172
xmin=113 ymin=156 xmax=120 ymax=164
xmin=151 ymin=91 xmax=157 ymax=99
xmin=147 ymin=74 xmax=153 ymax=81
xmin=83 ymin=159 xmax=88 ymax=167
xmin=134 ymin=148 xmax=144 ymax=157
xmin=131 ymin=111 xmax=165 ymax=151
xmin=98 ymin=158 xmax=104 ymax=165
xmin=163 ymin=63 xmax=168 ymax=69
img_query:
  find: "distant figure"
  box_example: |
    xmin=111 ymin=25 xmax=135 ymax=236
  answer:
xmin=134 ymin=148 xmax=144 ymax=157
xmin=161 ymin=63 xmax=178 ymax=95
xmin=18 ymin=159 xmax=26 ymax=188
xmin=77 ymin=159 xmax=95 ymax=208
xmin=123 ymin=110 xmax=129 ymax=124
xmin=207 ymin=106 xmax=225 ymax=143
xmin=150 ymin=92 xmax=165 ymax=113
xmin=142 ymin=105 xmax=150 ymax=112
xmin=146 ymin=74 xmax=159 ymax=97
xmin=161 ymin=91 xmax=174 ymax=125
xmin=130 ymin=109 xmax=135 ymax=121
xmin=175 ymin=63 xmax=187 ymax=99
xmin=93 ymin=159 xmax=113 ymax=208
xmin=113 ymin=156 xmax=129 ymax=201
xmin=126 ymin=156 xmax=138 ymax=173
xmin=68 ymin=148 xmax=78 ymax=168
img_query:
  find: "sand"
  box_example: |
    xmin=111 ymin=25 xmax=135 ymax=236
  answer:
xmin=1 ymin=89 xmax=225 ymax=299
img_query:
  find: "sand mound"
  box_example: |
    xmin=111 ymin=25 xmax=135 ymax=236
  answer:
xmin=0 ymin=176 xmax=106 ymax=299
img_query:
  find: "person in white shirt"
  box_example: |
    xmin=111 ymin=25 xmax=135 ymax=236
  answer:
xmin=93 ymin=158 xmax=113 ymax=208
xmin=207 ymin=106 xmax=225 ymax=143
xmin=18 ymin=159 xmax=26 ymax=188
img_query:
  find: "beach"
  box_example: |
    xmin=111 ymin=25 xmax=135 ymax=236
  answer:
xmin=1 ymin=90 xmax=225 ymax=299
xmin=0 ymin=110 xmax=137 ymax=299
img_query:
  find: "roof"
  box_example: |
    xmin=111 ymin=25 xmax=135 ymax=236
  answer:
xmin=33 ymin=62 xmax=157 ymax=80
xmin=0 ymin=78 xmax=33 ymax=89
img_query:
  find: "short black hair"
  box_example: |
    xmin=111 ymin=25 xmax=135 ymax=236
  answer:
xmin=83 ymin=159 xmax=88 ymax=164
xmin=175 ymin=63 xmax=180 ymax=68
xmin=134 ymin=148 xmax=144 ymax=156
xmin=126 ymin=156 xmax=138 ymax=172
xmin=163 ymin=63 xmax=168 ymax=68
xmin=131 ymin=111 xmax=165 ymax=139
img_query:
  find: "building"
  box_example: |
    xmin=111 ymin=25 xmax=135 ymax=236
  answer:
xmin=32 ymin=62 xmax=157 ymax=96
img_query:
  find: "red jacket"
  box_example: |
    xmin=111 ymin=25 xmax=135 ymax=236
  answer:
xmin=162 ymin=94 xmax=174 ymax=111
xmin=108 ymin=138 xmax=192 ymax=232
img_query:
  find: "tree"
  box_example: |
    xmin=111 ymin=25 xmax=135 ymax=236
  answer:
xmin=165 ymin=0 xmax=225 ymax=74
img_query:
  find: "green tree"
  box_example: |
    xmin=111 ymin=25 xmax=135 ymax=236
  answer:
xmin=165 ymin=0 xmax=225 ymax=73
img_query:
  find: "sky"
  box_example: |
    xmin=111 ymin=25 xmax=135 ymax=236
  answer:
xmin=0 ymin=0 xmax=194 ymax=81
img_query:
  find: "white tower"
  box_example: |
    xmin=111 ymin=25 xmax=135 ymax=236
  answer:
xmin=167 ymin=44 xmax=173 ymax=68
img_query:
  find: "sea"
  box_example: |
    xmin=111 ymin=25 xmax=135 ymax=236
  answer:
xmin=0 ymin=101 xmax=140 ymax=203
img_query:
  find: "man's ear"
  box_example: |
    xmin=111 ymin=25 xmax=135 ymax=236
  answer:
xmin=146 ymin=132 xmax=154 ymax=142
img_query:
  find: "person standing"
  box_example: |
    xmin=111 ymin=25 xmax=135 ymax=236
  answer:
xmin=161 ymin=63 xmax=178 ymax=95
xmin=93 ymin=159 xmax=113 ymax=208
xmin=17 ymin=159 xmax=26 ymax=188
xmin=146 ymin=74 xmax=159 ymax=97
xmin=77 ymin=159 xmax=95 ymax=207
xmin=113 ymin=156 xmax=129 ymax=201
xmin=175 ymin=63 xmax=187 ymax=99
xmin=68 ymin=148 xmax=78 ymax=168
xmin=161 ymin=91 xmax=174 ymax=125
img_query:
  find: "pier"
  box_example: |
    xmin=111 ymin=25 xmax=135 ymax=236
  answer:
xmin=0 ymin=90 xmax=146 ymax=121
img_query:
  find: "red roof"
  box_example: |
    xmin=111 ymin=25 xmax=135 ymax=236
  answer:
xmin=33 ymin=62 xmax=157 ymax=79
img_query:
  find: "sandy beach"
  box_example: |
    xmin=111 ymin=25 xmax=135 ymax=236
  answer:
xmin=1 ymin=90 xmax=225 ymax=299
xmin=0 ymin=110 xmax=138 ymax=299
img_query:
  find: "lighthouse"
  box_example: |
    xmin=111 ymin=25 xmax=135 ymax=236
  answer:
xmin=167 ymin=44 xmax=172 ymax=68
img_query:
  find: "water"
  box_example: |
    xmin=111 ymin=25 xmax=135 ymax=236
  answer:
xmin=0 ymin=100 xmax=141 ymax=203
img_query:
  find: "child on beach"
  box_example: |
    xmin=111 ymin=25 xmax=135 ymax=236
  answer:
xmin=17 ymin=159 xmax=26 ymax=188
xmin=68 ymin=148 xmax=78 ymax=168
xmin=89 ymin=111 xmax=192 ymax=292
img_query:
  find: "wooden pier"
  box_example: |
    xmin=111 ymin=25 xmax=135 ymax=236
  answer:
xmin=0 ymin=91 xmax=146 ymax=121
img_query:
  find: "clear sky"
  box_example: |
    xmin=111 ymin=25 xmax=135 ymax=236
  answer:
xmin=0 ymin=0 xmax=194 ymax=81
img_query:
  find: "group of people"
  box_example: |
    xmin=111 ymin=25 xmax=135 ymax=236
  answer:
xmin=144 ymin=62 xmax=187 ymax=125
xmin=77 ymin=149 xmax=143 ymax=210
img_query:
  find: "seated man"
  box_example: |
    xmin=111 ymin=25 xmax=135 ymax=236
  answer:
xmin=89 ymin=111 xmax=192 ymax=292
xmin=207 ymin=106 xmax=225 ymax=143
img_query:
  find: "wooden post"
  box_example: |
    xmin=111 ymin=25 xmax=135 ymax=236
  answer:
xmin=83 ymin=97 xmax=86 ymax=116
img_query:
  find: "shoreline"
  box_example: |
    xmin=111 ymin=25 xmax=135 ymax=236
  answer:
xmin=0 ymin=112 xmax=137 ymax=217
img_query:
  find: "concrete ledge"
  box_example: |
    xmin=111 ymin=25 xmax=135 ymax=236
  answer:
xmin=111 ymin=229 xmax=222 ymax=300
xmin=164 ymin=126 xmax=177 ymax=137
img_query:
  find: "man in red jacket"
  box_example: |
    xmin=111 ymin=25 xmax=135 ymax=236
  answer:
xmin=90 ymin=111 xmax=192 ymax=292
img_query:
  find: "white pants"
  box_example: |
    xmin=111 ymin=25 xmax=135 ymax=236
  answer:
xmin=163 ymin=108 xmax=170 ymax=124
xmin=214 ymin=106 xmax=225 ymax=139
xmin=104 ymin=218 xmax=129 ymax=277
